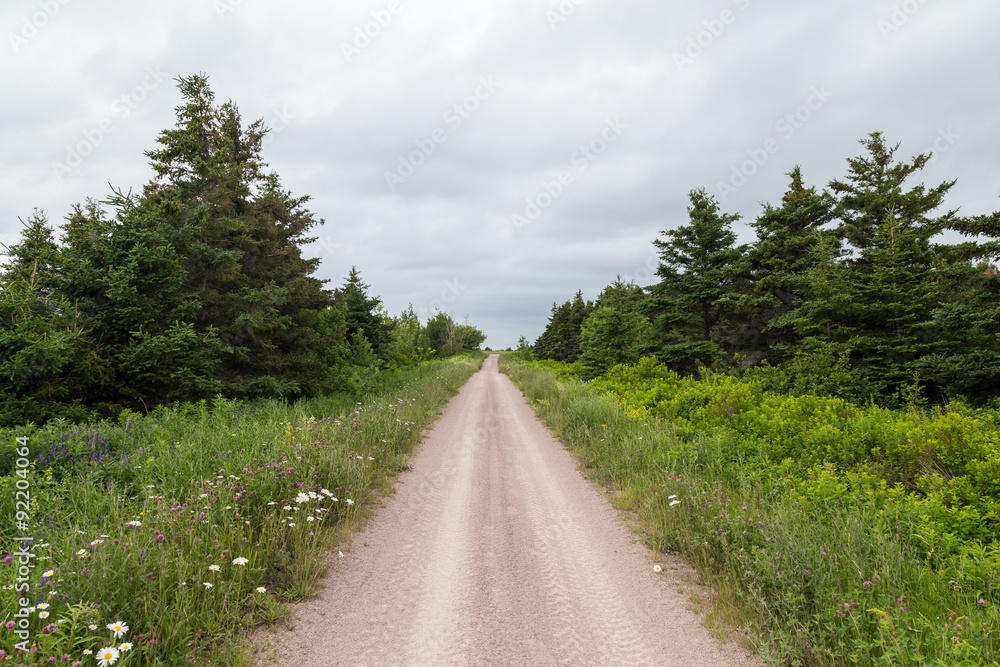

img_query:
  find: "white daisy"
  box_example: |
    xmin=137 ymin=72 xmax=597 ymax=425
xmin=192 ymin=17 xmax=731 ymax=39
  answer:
xmin=107 ymin=621 xmax=129 ymax=638
xmin=96 ymin=646 xmax=120 ymax=665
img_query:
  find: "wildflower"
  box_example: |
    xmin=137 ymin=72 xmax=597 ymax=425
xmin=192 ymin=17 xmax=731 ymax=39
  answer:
xmin=345 ymin=499 xmax=354 ymax=506
xmin=979 ymin=599 xmax=987 ymax=605
xmin=42 ymin=570 xmax=54 ymax=578
xmin=89 ymin=625 xmax=98 ymax=630
xmin=119 ymin=643 xmax=133 ymax=651
xmin=39 ymin=611 xmax=50 ymax=619
xmin=288 ymin=522 xmax=296 ymax=527
xmin=83 ymin=650 xmax=93 ymax=655
xmin=91 ymin=539 xmax=104 ymax=545
xmin=209 ymin=564 xmax=221 ymax=572
xmin=653 ymin=565 xmax=662 ymax=573
xmin=126 ymin=520 xmax=142 ymax=528
xmin=256 ymin=587 xmax=267 ymax=593
xmin=76 ymin=549 xmax=88 ymax=557
xmin=669 ymin=500 xmax=681 ymax=507
xmin=203 ymin=582 xmax=213 ymax=588
xmin=107 ymin=621 xmax=129 ymax=638
xmin=863 ymin=581 xmax=873 ymax=589
xmin=96 ymin=646 xmax=120 ymax=666
xmin=668 ymin=495 xmax=677 ymax=499
xmin=233 ymin=557 xmax=249 ymax=566
xmin=37 ymin=603 xmax=49 ymax=609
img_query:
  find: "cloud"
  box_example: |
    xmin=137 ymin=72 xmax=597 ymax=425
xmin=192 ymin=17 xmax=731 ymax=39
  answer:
xmin=3 ymin=0 xmax=999 ymax=347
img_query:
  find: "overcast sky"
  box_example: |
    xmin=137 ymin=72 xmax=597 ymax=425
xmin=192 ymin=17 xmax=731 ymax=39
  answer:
xmin=2 ymin=0 xmax=998 ymax=348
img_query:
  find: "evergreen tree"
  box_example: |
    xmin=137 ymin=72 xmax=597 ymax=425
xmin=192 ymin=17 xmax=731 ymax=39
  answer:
xmin=806 ymin=133 xmax=958 ymax=399
xmin=648 ymin=188 xmax=746 ymax=372
xmin=336 ymin=267 xmax=392 ymax=363
xmin=578 ymin=277 xmax=650 ymax=378
xmin=533 ymin=291 xmax=594 ymax=362
xmin=722 ymin=168 xmax=836 ymax=364
xmin=137 ymin=74 xmax=333 ymax=399
xmin=0 ymin=213 xmax=101 ymax=425
xmin=916 ymin=210 xmax=1000 ymax=402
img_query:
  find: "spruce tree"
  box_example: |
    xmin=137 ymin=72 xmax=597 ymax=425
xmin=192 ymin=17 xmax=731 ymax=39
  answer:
xmin=138 ymin=74 xmax=333 ymax=398
xmin=649 ymin=188 xmax=746 ymax=371
xmin=722 ymin=168 xmax=836 ymax=364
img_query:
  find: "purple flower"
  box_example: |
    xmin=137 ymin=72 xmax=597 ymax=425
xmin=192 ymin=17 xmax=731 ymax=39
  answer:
xmin=863 ymin=581 xmax=873 ymax=589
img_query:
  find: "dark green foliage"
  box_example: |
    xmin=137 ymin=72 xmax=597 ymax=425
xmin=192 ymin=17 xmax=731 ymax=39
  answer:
xmin=336 ymin=266 xmax=392 ymax=363
xmin=721 ymin=168 xmax=836 ymax=365
xmin=533 ymin=291 xmax=595 ymax=362
xmin=648 ymin=188 xmax=747 ymax=372
xmin=139 ymin=74 xmax=333 ymax=400
xmin=520 ymin=133 xmax=1000 ymax=406
xmin=578 ymin=278 xmax=651 ymax=379
xmin=423 ymin=311 xmax=486 ymax=357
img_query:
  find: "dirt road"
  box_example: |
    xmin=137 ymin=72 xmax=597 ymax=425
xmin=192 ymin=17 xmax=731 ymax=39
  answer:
xmin=259 ymin=355 xmax=759 ymax=666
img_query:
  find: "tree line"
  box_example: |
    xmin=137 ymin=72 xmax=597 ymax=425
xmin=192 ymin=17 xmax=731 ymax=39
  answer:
xmin=529 ymin=132 xmax=1000 ymax=406
xmin=0 ymin=75 xmax=485 ymax=427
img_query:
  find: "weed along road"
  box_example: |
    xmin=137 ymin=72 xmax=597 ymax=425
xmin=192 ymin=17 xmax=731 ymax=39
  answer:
xmin=260 ymin=355 xmax=758 ymax=666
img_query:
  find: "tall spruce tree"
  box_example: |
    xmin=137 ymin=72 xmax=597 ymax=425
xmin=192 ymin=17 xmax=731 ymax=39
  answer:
xmin=137 ymin=74 xmax=333 ymax=399
xmin=809 ymin=132 xmax=958 ymax=399
xmin=722 ymin=168 xmax=836 ymax=364
xmin=649 ymin=188 xmax=746 ymax=372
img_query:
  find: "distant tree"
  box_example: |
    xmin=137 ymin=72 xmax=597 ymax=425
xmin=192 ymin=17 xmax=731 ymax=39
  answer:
xmin=336 ymin=266 xmax=392 ymax=364
xmin=578 ymin=278 xmax=651 ymax=378
xmin=534 ymin=291 xmax=594 ymax=362
xmin=915 ymin=209 xmax=1000 ymax=402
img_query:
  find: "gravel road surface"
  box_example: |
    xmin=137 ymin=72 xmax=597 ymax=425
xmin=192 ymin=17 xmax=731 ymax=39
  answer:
xmin=257 ymin=355 xmax=759 ymax=666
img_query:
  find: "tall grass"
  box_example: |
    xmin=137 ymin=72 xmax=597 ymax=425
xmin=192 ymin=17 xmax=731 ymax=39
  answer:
xmin=500 ymin=355 xmax=1000 ymax=666
xmin=1 ymin=353 xmax=484 ymax=665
